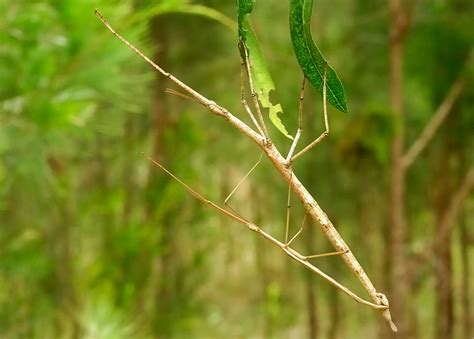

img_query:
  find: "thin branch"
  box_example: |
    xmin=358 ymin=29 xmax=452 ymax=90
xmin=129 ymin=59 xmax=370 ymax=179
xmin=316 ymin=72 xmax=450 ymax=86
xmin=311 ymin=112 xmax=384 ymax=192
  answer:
xmin=411 ymin=167 xmax=474 ymax=271
xmin=397 ymin=0 xmax=420 ymax=40
xmin=402 ymin=75 xmax=466 ymax=168
xmin=389 ymin=0 xmax=418 ymax=43
xmin=435 ymin=168 xmax=474 ymax=246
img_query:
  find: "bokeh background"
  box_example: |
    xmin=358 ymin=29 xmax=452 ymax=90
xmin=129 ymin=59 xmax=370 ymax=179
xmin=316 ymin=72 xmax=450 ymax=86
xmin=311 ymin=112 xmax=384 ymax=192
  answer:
xmin=0 ymin=0 xmax=473 ymax=338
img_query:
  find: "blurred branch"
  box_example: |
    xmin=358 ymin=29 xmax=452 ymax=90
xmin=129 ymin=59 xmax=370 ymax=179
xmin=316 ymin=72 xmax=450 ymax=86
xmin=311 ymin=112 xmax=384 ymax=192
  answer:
xmin=400 ymin=0 xmax=420 ymax=37
xmin=132 ymin=4 xmax=237 ymax=32
xmin=95 ymin=10 xmax=397 ymax=332
xmin=402 ymin=75 xmax=466 ymax=168
xmin=389 ymin=0 xmax=418 ymax=43
xmin=411 ymin=167 xmax=474 ymax=270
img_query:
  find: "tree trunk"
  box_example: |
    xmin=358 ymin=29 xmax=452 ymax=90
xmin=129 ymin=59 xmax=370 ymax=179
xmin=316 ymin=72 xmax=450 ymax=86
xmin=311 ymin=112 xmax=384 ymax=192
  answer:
xmin=387 ymin=0 xmax=408 ymax=336
xmin=122 ymin=115 xmax=136 ymax=224
xmin=304 ymin=221 xmax=319 ymax=339
xmin=303 ymin=87 xmax=320 ymax=339
xmin=139 ymin=16 xmax=174 ymax=336
xmin=434 ymin=238 xmax=454 ymax=339
xmin=433 ymin=145 xmax=454 ymax=339
xmin=327 ymin=282 xmax=341 ymax=339
xmin=459 ymin=211 xmax=472 ymax=339
xmin=47 ymin=158 xmax=80 ymax=339
xmin=252 ymin=189 xmax=273 ymax=339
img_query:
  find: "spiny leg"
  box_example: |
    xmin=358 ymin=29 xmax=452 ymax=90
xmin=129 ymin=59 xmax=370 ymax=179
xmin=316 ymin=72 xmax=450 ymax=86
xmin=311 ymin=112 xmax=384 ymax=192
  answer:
xmin=165 ymin=88 xmax=200 ymax=103
xmin=284 ymin=78 xmax=306 ymax=243
xmin=283 ymin=172 xmax=309 ymax=248
xmin=148 ymin=156 xmax=357 ymax=303
xmin=223 ymin=152 xmax=263 ymax=218
xmin=283 ymin=173 xmax=346 ymax=259
xmin=285 ymin=172 xmax=293 ymax=244
xmin=283 ymin=67 xmax=346 ymax=258
xmin=291 ymin=64 xmax=330 ymax=162
xmin=304 ymin=250 xmax=348 ymax=260
xmin=148 ymin=155 xmax=259 ymax=234
xmin=286 ymin=213 xmax=307 ymax=247
xmin=241 ymin=43 xmax=269 ymax=139
xmin=164 ymin=65 xmax=265 ymax=138
xmin=287 ymin=215 xmax=348 ymax=259
xmin=283 ymin=208 xmax=347 ymax=259
xmin=286 ymin=77 xmax=306 ymax=163
xmin=240 ymin=61 xmax=265 ymax=136
xmin=147 ymin=156 xmax=248 ymax=225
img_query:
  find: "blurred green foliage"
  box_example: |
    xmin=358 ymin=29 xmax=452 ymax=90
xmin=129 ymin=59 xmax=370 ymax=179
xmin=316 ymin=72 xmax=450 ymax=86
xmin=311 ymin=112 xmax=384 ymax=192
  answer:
xmin=0 ymin=0 xmax=472 ymax=338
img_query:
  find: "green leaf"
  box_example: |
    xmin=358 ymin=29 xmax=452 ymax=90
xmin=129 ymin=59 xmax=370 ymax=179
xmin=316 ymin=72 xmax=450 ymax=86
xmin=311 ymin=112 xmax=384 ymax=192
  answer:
xmin=133 ymin=4 xmax=237 ymax=32
xmin=289 ymin=0 xmax=348 ymax=113
xmin=237 ymin=0 xmax=292 ymax=139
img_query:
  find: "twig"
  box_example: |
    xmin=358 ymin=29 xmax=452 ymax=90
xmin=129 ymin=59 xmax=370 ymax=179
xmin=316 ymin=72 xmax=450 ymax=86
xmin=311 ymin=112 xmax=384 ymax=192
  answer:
xmin=389 ymin=0 xmax=418 ymax=43
xmin=402 ymin=75 xmax=466 ymax=168
xmin=411 ymin=167 xmax=474 ymax=271
xmin=397 ymin=0 xmax=420 ymax=40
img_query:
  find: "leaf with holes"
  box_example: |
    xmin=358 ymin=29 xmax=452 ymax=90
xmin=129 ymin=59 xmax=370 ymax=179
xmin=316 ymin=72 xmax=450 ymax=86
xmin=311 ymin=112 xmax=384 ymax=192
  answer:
xmin=237 ymin=0 xmax=292 ymax=138
xmin=290 ymin=0 xmax=348 ymax=113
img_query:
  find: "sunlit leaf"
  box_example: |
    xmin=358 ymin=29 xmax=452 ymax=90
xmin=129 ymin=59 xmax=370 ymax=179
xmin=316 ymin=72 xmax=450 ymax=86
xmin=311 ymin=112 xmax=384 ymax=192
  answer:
xmin=289 ymin=0 xmax=348 ymax=113
xmin=237 ymin=0 xmax=292 ymax=139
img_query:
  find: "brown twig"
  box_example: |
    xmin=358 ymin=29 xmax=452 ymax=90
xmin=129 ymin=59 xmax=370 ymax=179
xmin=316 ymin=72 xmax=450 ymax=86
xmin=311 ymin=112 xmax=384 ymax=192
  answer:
xmin=389 ymin=0 xmax=419 ymax=43
xmin=410 ymin=167 xmax=474 ymax=271
xmin=402 ymin=75 xmax=466 ymax=168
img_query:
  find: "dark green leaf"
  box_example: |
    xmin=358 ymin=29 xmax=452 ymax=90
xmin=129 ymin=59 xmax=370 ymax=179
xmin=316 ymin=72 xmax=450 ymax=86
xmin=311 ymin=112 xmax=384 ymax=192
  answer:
xmin=290 ymin=0 xmax=348 ymax=113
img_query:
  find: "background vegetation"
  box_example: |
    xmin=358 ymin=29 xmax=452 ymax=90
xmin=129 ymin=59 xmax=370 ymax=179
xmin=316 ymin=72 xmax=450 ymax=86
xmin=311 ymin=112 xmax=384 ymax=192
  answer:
xmin=0 ymin=0 xmax=472 ymax=338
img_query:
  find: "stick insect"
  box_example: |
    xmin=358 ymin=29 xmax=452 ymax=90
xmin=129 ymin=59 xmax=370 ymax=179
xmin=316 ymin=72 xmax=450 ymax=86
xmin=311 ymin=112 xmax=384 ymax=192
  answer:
xmin=148 ymin=62 xmax=381 ymax=309
xmin=95 ymin=10 xmax=397 ymax=329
